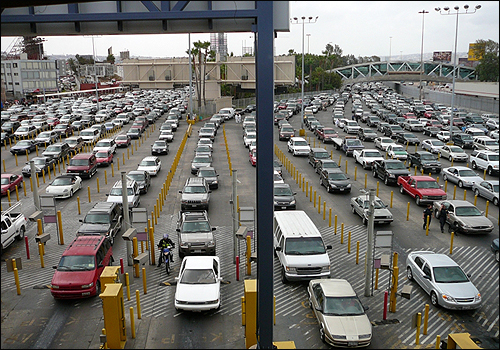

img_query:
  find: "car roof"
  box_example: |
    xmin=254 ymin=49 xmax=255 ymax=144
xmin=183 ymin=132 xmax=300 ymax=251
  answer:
xmin=411 ymin=251 xmax=458 ymax=267
xmin=313 ymin=279 xmax=356 ymax=297
xmin=182 ymin=256 xmax=219 ymax=270
xmin=141 ymin=156 xmax=158 ymax=161
xmin=444 ymin=200 xmax=478 ymax=207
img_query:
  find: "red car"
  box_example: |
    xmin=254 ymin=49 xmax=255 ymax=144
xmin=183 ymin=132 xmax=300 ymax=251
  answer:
xmin=403 ymin=112 xmax=417 ymax=119
xmin=46 ymin=117 xmax=60 ymax=127
xmin=249 ymin=149 xmax=257 ymax=166
xmin=115 ymin=134 xmax=131 ymax=148
xmin=95 ymin=149 xmax=114 ymax=166
xmin=426 ymin=120 xmax=443 ymax=128
xmin=1 ymin=173 xmax=23 ymax=196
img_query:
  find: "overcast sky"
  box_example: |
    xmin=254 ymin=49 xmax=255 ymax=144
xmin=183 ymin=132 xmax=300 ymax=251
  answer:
xmin=1 ymin=1 xmax=498 ymax=61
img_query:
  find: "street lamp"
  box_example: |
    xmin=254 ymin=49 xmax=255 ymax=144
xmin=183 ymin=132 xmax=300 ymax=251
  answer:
xmin=290 ymin=16 xmax=318 ymax=132
xmin=389 ymin=36 xmax=392 ymax=63
xmin=435 ymin=4 xmax=481 ymax=144
xmin=418 ymin=10 xmax=429 ymax=101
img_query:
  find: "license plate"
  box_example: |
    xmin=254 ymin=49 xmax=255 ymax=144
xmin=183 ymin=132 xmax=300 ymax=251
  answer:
xmin=281 ymin=206 xmax=287 ymax=209
xmin=194 ymin=249 xmax=202 ymax=253
xmin=347 ymin=342 xmax=358 ymax=347
xmin=340 ymin=188 xmax=344 ymax=191
xmin=431 ymin=168 xmax=436 ymax=171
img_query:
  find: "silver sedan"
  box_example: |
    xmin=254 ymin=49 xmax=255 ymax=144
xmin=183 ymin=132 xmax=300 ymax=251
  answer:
xmin=472 ymin=180 xmax=499 ymax=206
xmin=439 ymin=145 xmax=468 ymax=162
xmin=350 ymin=194 xmax=393 ymax=225
xmin=421 ymin=139 xmax=445 ymax=154
xmin=406 ymin=251 xmax=482 ymax=310
xmin=441 ymin=166 xmax=483 ymax=188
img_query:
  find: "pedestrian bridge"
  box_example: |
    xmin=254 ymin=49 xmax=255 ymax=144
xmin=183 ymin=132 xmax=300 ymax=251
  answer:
xmin=330 ymin=61 xmax=477 ymax=84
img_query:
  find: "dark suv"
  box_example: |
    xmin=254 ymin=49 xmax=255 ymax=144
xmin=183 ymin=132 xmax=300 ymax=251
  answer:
xmin=176 ymin=210 xmax=216 ymax=258
xmin=77 ymin=202 xmax=123 ymax=245
xmin=452 ymin=133 xmax=474 ymax=149
xmin=358 ymin=128 xmax=377 ymax=142
xmin=42 ymin=142 xmax=71 ymax=161
xmin=308 ymin=147 xmax=330 ymax=169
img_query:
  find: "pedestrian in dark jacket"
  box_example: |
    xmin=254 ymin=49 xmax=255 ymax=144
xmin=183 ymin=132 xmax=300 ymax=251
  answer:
xmin=423 ymin=204 xmax=433 ymax=230
xmin=439 ymin=204 xmax=448 ymax=233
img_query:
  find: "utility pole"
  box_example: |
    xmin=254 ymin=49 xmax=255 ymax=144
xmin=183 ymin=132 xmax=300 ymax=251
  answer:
xmin=364 ymin=189 xmax=375 ymax=297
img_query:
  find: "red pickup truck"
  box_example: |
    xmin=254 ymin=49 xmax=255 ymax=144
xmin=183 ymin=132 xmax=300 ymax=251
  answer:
xmin=397 ymin=175 xmax=447 ymax=206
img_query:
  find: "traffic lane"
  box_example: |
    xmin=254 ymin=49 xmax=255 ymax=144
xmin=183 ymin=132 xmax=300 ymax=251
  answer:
xmin=279 ymin=111 xmax=498 ymax=251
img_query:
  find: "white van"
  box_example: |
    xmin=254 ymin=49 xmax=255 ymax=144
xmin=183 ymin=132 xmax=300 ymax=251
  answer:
xmin=80 ymin=128 xmax=100 ymax=144
xmin=273 ymin=211 xmax=332 ymax=283
xmin=218 ymin=107 xmax=235 ymax=120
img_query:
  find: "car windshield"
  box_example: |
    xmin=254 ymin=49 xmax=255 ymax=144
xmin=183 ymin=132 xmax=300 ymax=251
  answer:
xmin=154 ymin=141 xmax=167 ymax=147
xmin=433 ymin=266 xmax=469 ymax=284
xmin=109 ymin=188 xmax=134 ymax=196
xmin=314 ymin=152 xmax=329 ymax=159
xmin=386 ymin=162 xmax=406 ymax=170
xmin=128 ymin=173 xmax=145 ymax=181
xmin=362 ymin=199 xmax=386 ymax=209
xmin=84 ymin=213 xmax=111 ymax=224
xmin=274 ymin=186 xmax=293 ymax=196
xmin=421 ymin=154 xmax=436 ymax=160
xmin=365 ymin=151 xmax=381 ymax=157
xmin=281 ymin=127 xmax=294 ymax=132
xmin=57 ymin=255 xmax=95 ymax=271
xmin=461 ymin=135 xmax=473 ymax=140
xmin=323 ymin=296 xmax=365 ymax=316
xmin=483 ymin=140 xmax=498 ymax=145
xmin=1 ymin=178 xmax=10 ymax=185
xmin=70 ymin=159 xmax=88 ymax=166
xmin=180 ymin=268 xmax=216 ymax=284
xmin=322 ymin=162 xmax=339 ymax=168
xmin=181 ymin=221 xmax=211 ymax=232
xmin=416 ymin=181 xmax=439 ymax=189
xmin=458 ymin=169 xmax=478 ymax=177
xmin=81 ymin=131 xmax=95 ymax=136
xmin=404 ymin=133 xmax=416 ymax=138
xmin=96 ymin=141 xmax=111 ymax=147
xmin=198 ymin=169 xmax=216 ymax=177
xmin=33 ymin=159 xmax=47 ymax=166
xmin=193 ymin=157 xmax=211 ymax=163
xmin=284 ymin=237 xmax=325 ymax=255
xmin=16 ymin=141 xmax=32 ymax=147
xmin=449 ymin=147 xmax=464 ymax=152
xmin=431 ymin=140 xmax=445 ymax=146
xmin=96 ymin=152 xmax=110 ymax=158
xmin=51 ymin=177 xmax=74 ymax=186
xmin=328 ymin=173 xmax=347 ymax=180
xmin=391 ymin=147 xmax=405 ymax=153
xmin=294 ymin=140 xmax=308 ymax=146
xmin=140 ymin=160 xmax=157 ymax=167
xmin=116 ymin=136 xmax=128 ymax=140
xmin=38 ymin=132 xmax=51 ymax=138
xmin=184 ymin=185 xmax=207 ymax=194
xmin=455 ymin=206 xmax=482 ymax=216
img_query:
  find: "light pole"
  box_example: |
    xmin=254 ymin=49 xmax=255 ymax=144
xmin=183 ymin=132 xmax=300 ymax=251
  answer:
xmin=290 ymin=16 xmax=318 ymax=133
xmin=419 ymin=10 xmax=429 ymax=101
xmin=389 ymin=36 xmax=392 ymax=63
xmin=306 ymin=34 xmax=311 ymax=54
xmin=435 ymin=4 xmax=481 ymax=144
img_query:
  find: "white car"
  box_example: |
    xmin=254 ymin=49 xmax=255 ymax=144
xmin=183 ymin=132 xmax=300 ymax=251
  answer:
xmin=287 ymin=136 xmax=311 ymax=156
xmin=386 ymin=144 xmax=408 ymax=160
xmin=273 ymin=170 xmax=284 ymax=184
xmin=307 ymin=279 xmax=372 ymax=347
xmin=439 ymin=145 xmax=468 ymax=162
xmin=374 ymin=137 xmax=395 ymax=151
xmin=45 ymin=174 xmax=82 ymax=199
xmin=159 ymin=129 xmax=174 ymax=142
xmin=335 ymin=118 xmax=348 ymax=129
xmin=441 ymin=166 xmax=483 ymax=188
xmin=92 ymin=138 xmax=116 ymax=154
xmin=174 ymin=256 xmax=221 ymax=311
xmin=343 ymin=120 xmax=361 ymax=134
xmin=421 ymin=139 xmax=445 ymax=154
xmin=353 ymin=149 xmax=384 ymax=169
xmin=436 ymin=131 xmax=450 ymax=142
xmin=243 ymin=132 xmax=257 ymax=148
xmin=137 ymin=156 xmax=162 ymax=176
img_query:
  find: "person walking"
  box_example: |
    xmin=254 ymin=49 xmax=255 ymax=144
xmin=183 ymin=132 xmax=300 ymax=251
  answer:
xmin=439 ymin=203 xmax=448 ymax=233
xmin=423 ymin=204 xmax=433 ymax=230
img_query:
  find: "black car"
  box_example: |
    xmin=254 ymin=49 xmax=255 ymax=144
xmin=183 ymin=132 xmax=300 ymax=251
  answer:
xmin=196 ymin=166 xmax=219 ymax=190
xmin=319 ymin=169 xmax=352 ymax=193
xmin=245 ymin=104 xmax=256 ymax=113
xmin=372 ymin=159 xmax=411 ymax=185
xmin=21 ymin=156 xmax=56 ymax=177
xmin=315 ymin=159 xmax=341 ymax=174
xmin=308 ymin=147 xmax=330 ymax=168
xmin=384 ymin=124 xmax=404 ymax=139
xmin=1 ymin=121 xmax=21 ymax=135
xmin=396 ymin=132 xmax=420 ymax=146
xmin=423 ymin=126 xmax=440 ymax=137
xmin=358 ymin=128 xmax=377 ymax=142
xmin=77 ymin=202 xmax=123 ymax=245
xmin=151 ymin=140 xmax=169 ymax=155
xmin=452 ymin=133 xmax=474 ymax=149
xmin=273 ymin=183 xmax=297 ymax=210
xmin=126 ymin=170 xmax=151 ymax=194
xmin=10 ymin=139 xmax=39 ymax=155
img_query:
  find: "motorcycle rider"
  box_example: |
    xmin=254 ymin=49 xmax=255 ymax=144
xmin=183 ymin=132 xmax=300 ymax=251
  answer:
xmin=157 ymin=233 xmax=175 ymax=267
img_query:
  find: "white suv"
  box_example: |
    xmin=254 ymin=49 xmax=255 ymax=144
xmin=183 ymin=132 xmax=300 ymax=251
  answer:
xmin=469 ymin=150 xmax=499 ymax=176
xmin=287 ymin=136 xmax=311 ymax=156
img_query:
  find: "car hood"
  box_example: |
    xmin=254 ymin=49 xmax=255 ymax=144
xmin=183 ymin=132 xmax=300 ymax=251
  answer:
xmin=175 ymin=281 xmax=219 ymax=302
xmin=285 ymin=253 xmax=330 ymax=267
xmin=274 ymin=195 xmax=295 ymax=202
xmin=51 ymin=269 xmax=96 ymax=287
xmin=329 ymin=179 xmax=351 ymax=186
xmin=324 ymin=314 xmax=372 ymax=339
xmin=182 ymin=193 xmax=208 ymax=200
xmin=435 ymin=281 xmax=479 ymax=298
xmin=387 ymin=169 xmax=411 ymax=176
xmin=457 ymin=216 xmax=493 ymax=227
xmin=418 ymin=189 xmax=447 ymax=196
xmin=202 ymin=176 xmax=218 ymax=182
xmin=22 ymin=164 xmax=42 ymax=172
xmin=180 ymin=231 xmax=213 ymax=243
xmin=46 ymin=185 xmax=72 ymax=193
xmin=77 ymin=223 xmax=111 ymax=234
xmin=11 ymin=145 xmax=30 ymax=150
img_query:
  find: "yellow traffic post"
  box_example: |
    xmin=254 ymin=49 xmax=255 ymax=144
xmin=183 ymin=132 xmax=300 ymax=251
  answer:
xmin=376 ymin=181 xmax=379 ymax=196
xmin=314 ymin=190 xmax=317 ymax=208
xmin=334 ymin=215 xmax=337 ymax=234
xmin=88 ymin=186 xmax=91 ymax=202
xmin=129 ymin=307 xmax=135 ymax=339
xmin=364 ymin=173 xmax=367 ymax=188
xmin=15 ymin=185 xmax=19 ymax=201
xmin=97 ymin=177 xmax=100 ymax=193
xmin=111 ymin=163 xmax=114 ymax=177
xmin=15 ymin=153 xmax=18 ymax=166
xmin=374 ymin=268 xmax=379 ymax=290
xmin=2 ymin=159 xmax=5 ymax=172
xmin=414 ymin=166 xmax=417 ymax=175
xmin=450 ymin=232 xmax=454 ymax=255
xmin=416 ymin=312 xmax=422 ymax=345
xmin=142 ymin=267 xmax=147 ymax=294
xmin=135 ymin=140 xmax=137 ymax=151
xmin=354 ymin=166 xmax=357 ymax=180
xmin=318 ymin=195 xmax=321 ymax=214
xmin=122 ymin=152 xmax=125 ymax=165
xmin=339 ymin=154 xmax=342 ymax=164
xmin=26 ymin=149 xmax=29 ymax=161
xmin=356 ymin=241 xmax=360 ymax=264
xmin=38 ymin=243 xmax=45 ymax=268
xmin=341 ymin=223 xmax=344 ymax=244
xmin=407 ymin=202 xmax=410 ymax=221
xmin=463 ymin=189 xmax=467 ymax=201
xmin=436 ymin=176 xmax=439 ymax=183
xmin=117 ymin=157 xmax=120 ymax=171
xmin=13 ymin=263 xmax=21 ymax=295
xmin=445 ymin=180 xmax=448 ymax=192
xmin=474 ymin=194 xmax=477 ymax=206
xmin=127 ymin=148 xmax=129 ymax=160
xmin=390 ymin=191 xmax=393 ymax=208
xmin=299 ymin=173 xmax=302 ymax=188
xmin=306 ymin=181 xmax=309 ymax=197
xmin=483 ymin=169 xmax=486 ymax=180
xmin=347 ymin=231 xmax=351 ymax=253
xmin=329 ymin=208 xmax=332 ymax=227
xmin=104 ymin=170 xmax=107 ymax=185
xmin=23 ymin=181 xmax=27 ymax=197
xmin=485 ymin=201 xmax=489 ymax=217
xmin=426 ymin=216 xmax=430 ymax=236
xmin=7 ymin=190 xmax=11 ymax=207
xmin=389 ymin=265 xmax=399 ymax=312
xmin=302 ymin=177 xmax=305 ymax=192
xmin=125 ymin=273 xmax=131 ymax=301
xmin=36 ymin=173 xmax=40 ymax=188
xmin=57 ymin=210 xmax=64 ymax=245
xmin=451 ymin=159 xmax=454 ymax=167
xmin=135 ymin=290 xmax=142 ymax=319
xmin=453 ymin=185 xmax=456 ymax=200
xmin=149 ymin=226 xmax=156 ymax=266
xmin=77 ymin=196 xmax=81 ymax=215
xmin=423 ymin=304 xmax=429 ymax=335
xmin=345 ymin=160 xmax=348 ymax=174
xmin=42 ymin=169 xmax=46 ymax=183
xmin=435 ymin=335 xmax=441 ymax=349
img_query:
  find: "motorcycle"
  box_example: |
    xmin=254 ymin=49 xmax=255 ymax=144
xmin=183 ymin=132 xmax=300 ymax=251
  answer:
xmin=158 ymin=244 xmax=174 ymax=274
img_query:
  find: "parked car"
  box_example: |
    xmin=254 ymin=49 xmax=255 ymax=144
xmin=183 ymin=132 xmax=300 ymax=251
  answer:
xmin=115 ymin=134 xmax=131 ymax=148
xmin=471 ymin=180 xmax=499 ymax=206
xmin=1 ymin=173 xmax=23 ymax=197
xmin=441 ymin=166 xmax=483 ymax=188
xmin=319 ymin=169 xmax=351 ymax=193
xmin=95 ymin=149 xmax=114 ymax=166
xmin=421 ymin=139 xmax=445 ymax=154
xmin=307 ymin=279 xmax=372 ymax=347
xmin=386 ymin=144 xmax=408 ymax=161
xmin=126 ymin=170 xmax=151 ymax=194
xmin=65 ymin=136 xmax=85 ymax=153
xmin=395 ymin=132 xmax=420 ymax=146
xmin=406 ymin=251 xmax=482 ymax=309
xmin=21 ymin=156 xmax=56 ymax=178
xmin=436 ymin=131 xmax=450 ymax=142
xmin=42 ymin=142 xmax=71 ymax=162
xmin=374 ymin=137 xmax=396 ymax=151
xmin=10 ymin=139 xmax=38 ymax=155
xmin=45 ymin=174 xmax=83 ymax=199
xmin=438 ymin=145 xmax=468 ymax=162
xmin=151 ymin=140 xmax=169 ymax=155
xmin=137 ymin=156 xmax=161 ymax=176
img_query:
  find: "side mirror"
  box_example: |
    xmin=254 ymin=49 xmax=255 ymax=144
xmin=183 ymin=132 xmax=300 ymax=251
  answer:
xmin=423 ymin=274 xmax=430 ymax=280
xmin=275 ymin=246 xmax=282 ymax=252
xmin=326 ymin=245 xmax=332 ymax=249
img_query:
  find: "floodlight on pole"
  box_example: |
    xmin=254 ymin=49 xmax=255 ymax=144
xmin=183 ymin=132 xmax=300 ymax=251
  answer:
xmin=435 ymin=4 xmax=481 ymax=144
xmin=418 ymin=10 xmax=429 ymax=101
xmin=290 ymin=15 xmax=318 ymax=132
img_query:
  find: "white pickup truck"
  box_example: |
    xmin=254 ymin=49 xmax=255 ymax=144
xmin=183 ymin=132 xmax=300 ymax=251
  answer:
xmin=353 ymin=148 xmax=385 ymax=170
xmin=1 ymin=202 xmax=28 ymax=254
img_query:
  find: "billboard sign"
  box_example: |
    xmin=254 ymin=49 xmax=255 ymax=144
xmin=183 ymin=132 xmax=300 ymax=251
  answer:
xmin=468 ymin=43 xmax=483 ymax=61
xmin=433 ymin=51 xmax=452 ymax=62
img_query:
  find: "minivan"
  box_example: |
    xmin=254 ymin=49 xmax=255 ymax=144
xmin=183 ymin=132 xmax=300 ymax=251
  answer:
xmin=66 ymin=153 xmax=97 ymax=179
xmin=273 ymin=211 xmax=332 ymax=283
xmin=80 ymin=128 xmax=100 ymax=144
xmin=50 ymin=235 xmax=113 ymax=299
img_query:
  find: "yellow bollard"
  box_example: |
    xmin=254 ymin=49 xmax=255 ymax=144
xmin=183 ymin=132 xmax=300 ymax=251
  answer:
xmin=129 ymin=307 xmax=136 ymax=339
xmin=445 ymin=180 xmax=448 ymax=192
xmin=407 ymin=202 xmax=410 ymax=221
xmin=88 ymin=186 xmax=91 ymax=202
xmin=142 ymin=267 xmax=147 ymax=294
xmin=334 ymin=215 xmax=338 ymax=234
xmin=485 ymin=201 xmax=489 ymax=217
xmin=436 ymin=176 xmax=439 ymax=183
xmin=450 ymin=232 xmax=454 ymax=255
xmin=463 ymin=189 xmax=466 ymax=201
xmin=364 ymin=173 xmax=367 ymax=188
xmin=390 ymin=191 xmax=393 ymax=208
xmin=302 ymin=177 xmax=305 ymax=192
xmin=323 ymin=201 xmax=326 ymax=219
xmin=339 ymin=154 xmax=342 ymax=164
xmin=38 ymin=243 xmax=45 ymax=268
xmin=15 ymin=185 xmax=19 ymax=202
xmin=77 ymin=196 xmax=81 ymax=215
xmin=414 ymin=166 xmax=417 ymax=175
xmin=341 ymin=223 xmax=344 ymax=244
xmin=125 ymin=273 xmax=131 ymax=301
xmin=7 ymin=190 xmax=11 ymax=207
xmin=354 ymin=166 xmax=357 ymax=181
xmin=318 ymin=195 xmax=321 ymax=213
xmin=111 ymin=163 xmax=114 ymax=177
xmin=345 ymin=160 xmax=348 ymax=174
xmin=96 ymin=177 xmax=100 ymax=193
xmin=306 ymin=181 xmax=309 ymax=197
xmin=127 ymin=148 xmax=129 ymax=160
xmin=347 ymin=231 xmax=351 ymax=253
xmin=374 ymin=268 xmax=379 ymax=290
xmin=42 ymin=169 xmax=46 ymax=183
xmin=131 ymin=146 xmax=134 ymax=155
xmin=416 ymin=312 xmax=421 ymax=345
xmin=314 ymin=190 xmax=317 ymax=208
xmin=57 ymin=210 xmax=64 ymax=245
xmin=23 ymin=181 xmax=27 ymax=197
xmin=425 ymin=215 xmax=430 ymax=236
xmin=474 ymin=194 xmax=477 ymax=206
xmin=453 ymin=185 xmax=456 ymax=200
xmin=36 ymin=173 xmax=40 ymax=188
xmin=483 ymin=169 xmax=486 ymax=180
xmin=423 ymin=304 xmax=429 ymax=335
xmin=14 ymin=266 xmax=21 ymax=295
xmin=435 ymin=335 xmax=441 ymax=349
xmin=329 ymin=208 xmax=332 ymax=227
xmin=356 ymin=241 xmax=360 ymax=264
xmin=117 ymin=157 xmax=120 ymax=171
xmin=376 ymin=181 xmax=379 ymax=196
xmin=2 ymin=159 xmax=5 ymax=172
xmin=136 ymin=290 xmax=142 ymax=319
xmin=15 ymin=153 xmax=18 ymax=166
xmin=122 ymin=152 xmax=125 ymax=165
xmin=26 ymin=149 xmax=29 ymax=161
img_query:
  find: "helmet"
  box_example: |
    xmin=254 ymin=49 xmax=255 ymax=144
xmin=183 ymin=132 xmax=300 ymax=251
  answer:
xmin=163 ymin=233 xmax=169 ymax=239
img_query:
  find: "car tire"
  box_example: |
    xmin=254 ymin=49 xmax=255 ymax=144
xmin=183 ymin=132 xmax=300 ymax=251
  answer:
xmin=415 ymin=196 xmax=421 ymax=205
xmin=487 ymin=167 xmax=493 ymax=176
xmin=399 ymin=185 xmax=405 ymax=194
xmin=372 ymin=169 xmax=377 ymax=178
xmin=458 ymin=181 xmax=464 ymax=188
xmin=406 ymin=267 xmax=413 ymax=281
xmin=95 ymin=280 xmax=101 ymax=297
xmin=449 ymin=156 xmax=453 ymax=162
xmin=69 ymin=190 xmax=74 ymax=198
xmin=362 ymin=217 xmax=367 ymax=225
xmin=474 ymin=188 xmax=480 ymax=197
xmin=384 ymin=176 xmax=389 ymax=185
xmin=430 ymin=291 xmax=439 ymax=307
xmin=281 ymin=267 xmax=288 ymax=284
xmin=319 ymin=326 xmax=326 ymax=344
xmin=493 ymin=197 xmax=499 ymax=206
xmin=351 ymin=206 xmax=356 ymax=214
xmin=442 ymin=173 xmax=448 ymax=181
xmin=16 ymin=226 xmax=25 ymax=241
xmin=471 ymin=161 xmax=477 ymax=169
